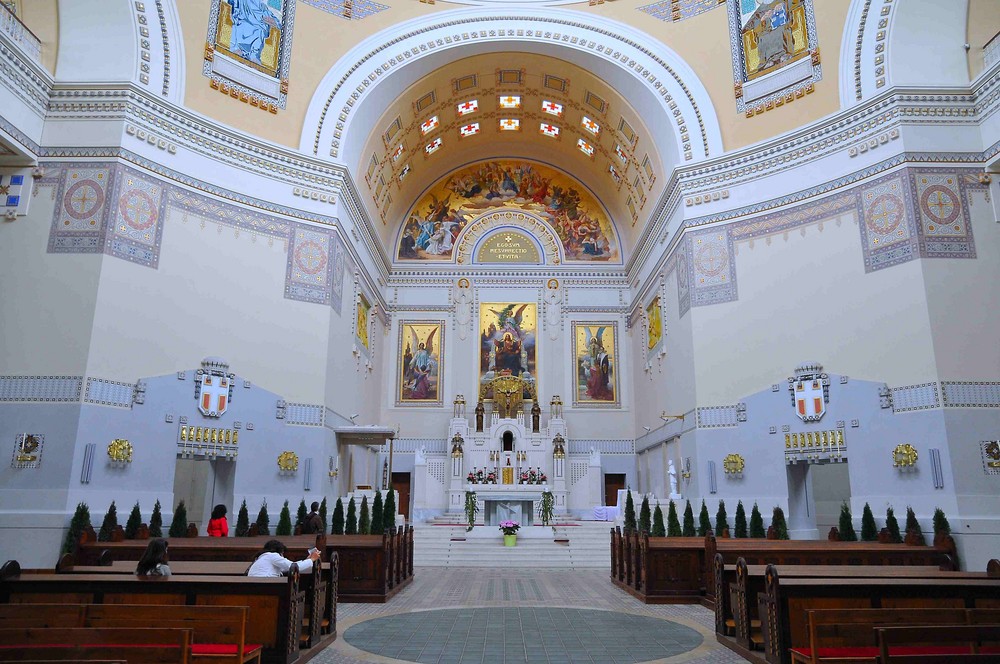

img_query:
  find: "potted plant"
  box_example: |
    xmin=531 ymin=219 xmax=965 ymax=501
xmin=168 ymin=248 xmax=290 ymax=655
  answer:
xmin=486 ymin=470 xmax=497 ymax=484
xmin=467 ymin=471 xmax=476 ymax=484
xmin=519 ymin=471 xmax=529 ymax=484
xmin=538 ymin=471 xmax=547 ymax=484
xmin=499 ymin=519 xmax=520 ymax=546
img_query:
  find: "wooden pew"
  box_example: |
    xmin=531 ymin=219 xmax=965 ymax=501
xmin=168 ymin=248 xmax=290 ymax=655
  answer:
xmin=58 ymin=559 xmax=337 ymax=646
xmin=705 ymin=533 xmax=957 ymax=604
xmin=0 ymin=627 xmax=192 ymax=663
xmin=0 ymin=603 xmax=261 ymax=664
xmin=0 ymin=569 xmax=303 ymax=664
xmin=757 ymin=566 xmax=1000 ymax=664
xmin=611 ymin=529 xmax=956 ymax=605
xmin=789 ymin=608 xmax=1000 ymax=664
xmin=71 ymin=530 xmax=406 ymax=604
xmin=715 ymin=556 xmax=998 ymax=652
xmin=877 ymin=624 xmax=1000 ymax=663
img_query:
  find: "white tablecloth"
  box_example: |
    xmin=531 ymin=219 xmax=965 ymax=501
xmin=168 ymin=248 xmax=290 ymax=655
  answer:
xmin=592 ymin=506 xmax=620 ymax=521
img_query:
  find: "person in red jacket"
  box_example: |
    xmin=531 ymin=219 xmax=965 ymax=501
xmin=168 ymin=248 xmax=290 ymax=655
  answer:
xmin=207 ymin=504 xmax=228 ymax=537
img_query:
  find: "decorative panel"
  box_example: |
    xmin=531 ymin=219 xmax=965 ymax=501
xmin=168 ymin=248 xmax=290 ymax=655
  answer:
xmin=285 ymin=403 xmax=324 ymax=426
xmin=0 ymin=376 xmax=83 ymax=402
xmin=48 ymin=165 xmax=115 ymax=255
xmin=285 ymin=227 xmax=334 ymax=305
xmin=890 ymin=383 xmax=940 ymax=413
xmin=84 ymin=377 xmax=135 ymax=408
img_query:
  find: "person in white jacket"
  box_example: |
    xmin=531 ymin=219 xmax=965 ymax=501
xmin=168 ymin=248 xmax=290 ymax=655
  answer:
xmin=247 ymin=539 xmax=320 ymax=577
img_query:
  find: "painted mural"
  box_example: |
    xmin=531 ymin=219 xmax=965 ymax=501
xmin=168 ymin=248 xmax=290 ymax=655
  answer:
xmin=356 ymin=293 xmax=371 ymax=350
xmin=573 ymin=323 xmax=619 ymax=407
xmin=738 ymin=0 xmax=809 ymax=80
xmin=214 ymin=0 xmax=285 ymax=73
xmin=398 ymin=160 xmax=619 ymax=263
xmin=479 ymin=303 xmax=537 ymax=400
xmin=398 ymin=322 xmax=444 ymax=405
xmin=646 ymin=296 xmax=663 ymax=352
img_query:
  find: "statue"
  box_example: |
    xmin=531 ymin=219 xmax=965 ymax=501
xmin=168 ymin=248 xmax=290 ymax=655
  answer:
xmin=475 ymin=400 xmax=485 ymax=432
xmin=415 ymin=446 xmax=427 ymax=464
xmin=454 ymin=278 xmax=472 ymax=340
xmin=589 ymin=446 xmax=601 ymax=466
xmin=531 ymin=400 xmax=541 ymax=433
xmin=544 ymin=278 xmax=563 ymax=341
xmin=668 ymin=459 xmax=679 ymax=497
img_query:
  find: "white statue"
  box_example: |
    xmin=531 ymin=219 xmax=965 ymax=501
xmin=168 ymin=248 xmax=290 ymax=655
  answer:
xmin=589 ymin=446 xmax=601 ymax=466
xmin=544 ymin=278 xmax=563 ymax=340
xmin=454 ymin=278 xmax=472 ymax=340
xmin=415 ymin=445 xmax=427 ymax=465
xmin=668 ymin=459 xmax=679 ymax=496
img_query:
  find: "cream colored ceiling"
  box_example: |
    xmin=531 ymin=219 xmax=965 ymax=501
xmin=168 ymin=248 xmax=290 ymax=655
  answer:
xmin=358 ymin=52 xmax=665 ymax=258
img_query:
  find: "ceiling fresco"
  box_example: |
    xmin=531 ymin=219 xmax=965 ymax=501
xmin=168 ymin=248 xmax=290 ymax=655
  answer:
xmin=397 ymin=159 xmax=620 ymax=264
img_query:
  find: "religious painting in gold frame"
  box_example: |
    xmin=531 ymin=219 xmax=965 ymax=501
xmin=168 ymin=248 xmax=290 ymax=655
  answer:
xmin=736 ymin=0 xmax=811 ymax=81
xmin=572 ymin=322 xmax=620 ymax=408
xmin=356 ymin=293 xmax=371 ymax=350
xmin=212 ymin=0 xmax=285 ymax=75
xmin=397 ymin=321 xmax=445 ymax=406
xmin=646 ymin=296 xmax=663 ymax=353
xmin=479 ymin=302 xmax=537 ymax=400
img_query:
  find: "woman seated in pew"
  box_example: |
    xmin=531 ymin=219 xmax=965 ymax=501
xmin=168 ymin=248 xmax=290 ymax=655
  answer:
xmin=135 ymin=538 xmax=171 ymax=577
xmin=207 ymin=504 xmax=229 ymax=537
xmin=247 ymin=539 xmax=321 ymax=577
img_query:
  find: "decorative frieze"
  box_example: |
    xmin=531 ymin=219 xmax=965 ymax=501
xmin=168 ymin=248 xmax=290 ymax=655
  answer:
xmin=84 ymin=377 xmax=136 ymax=409
xmin=890 ymin=382 xmax=940 ymax=413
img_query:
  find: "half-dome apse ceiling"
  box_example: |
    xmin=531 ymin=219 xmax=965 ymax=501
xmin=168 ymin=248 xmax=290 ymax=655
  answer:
xmin=357 ymin=51 xmax=666 ymax=262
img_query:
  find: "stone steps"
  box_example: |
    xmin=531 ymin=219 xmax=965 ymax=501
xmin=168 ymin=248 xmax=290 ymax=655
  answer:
xmin=412 ymin=520 xmax=612 ymax=568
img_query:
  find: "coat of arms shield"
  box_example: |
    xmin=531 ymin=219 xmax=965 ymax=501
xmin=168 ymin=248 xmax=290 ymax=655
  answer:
xmin=794 ymin=378 xmax=825 ymax=422
xmin=198 ymin=373 xmax=230 ymax=417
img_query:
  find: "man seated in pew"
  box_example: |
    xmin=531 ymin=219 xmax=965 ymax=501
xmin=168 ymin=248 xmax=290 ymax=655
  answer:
xmin=302 ymin=502 xmax=324 ymax=534
xmin=248 ymin=539 xmax=320 ymax=577
xmin=135 ymin=538 xmax=171 ymax=577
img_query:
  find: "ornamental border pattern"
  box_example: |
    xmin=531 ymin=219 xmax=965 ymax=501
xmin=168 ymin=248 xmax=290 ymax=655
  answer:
xmin=43 ymin=161 xmax=349 ymax=313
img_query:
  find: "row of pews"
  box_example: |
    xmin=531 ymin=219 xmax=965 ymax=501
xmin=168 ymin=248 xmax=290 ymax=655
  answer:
xmin=68 ymin=526 xmax=414 ymax=602
xmin=609 ymin=528 xmax=999 ymax=663
xmin=0 ymin=557 xmax=318 ymax=664
xmin=0 ymin=528 xmax=415 ymax=663
xmin=715 ymin=556 xmax=1000 ymax=664
xmin=610 ymin=528 xmax=959 ymax=604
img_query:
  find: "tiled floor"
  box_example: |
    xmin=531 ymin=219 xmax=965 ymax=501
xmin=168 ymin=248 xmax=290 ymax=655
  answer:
xmin=313 ymin=568 xmax=748 ymax=664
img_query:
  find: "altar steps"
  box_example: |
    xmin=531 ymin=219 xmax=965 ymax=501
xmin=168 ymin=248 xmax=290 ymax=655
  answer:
xmin=412 ymin=519 xmax=612 ymax=568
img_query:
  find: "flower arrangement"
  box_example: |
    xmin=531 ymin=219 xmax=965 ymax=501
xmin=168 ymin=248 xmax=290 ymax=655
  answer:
xmin=476 ymin=468 xmax=485 ymax=483
xmin=467 ymin=471 xmax=476 ymax=484
xmin=486 ymin=471 xmax=497 ymax=484
xmin=528 ymin=468 xmax=537 ymax=484
xmin=499 ymin=520 xmax=520 ymax=536
xmin=519 ymin=471 xmax=529 ymax=484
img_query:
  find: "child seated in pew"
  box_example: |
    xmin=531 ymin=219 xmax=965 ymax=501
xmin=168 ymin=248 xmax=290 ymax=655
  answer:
xmin=135 ymin=538 xmax=171 ymax=577
xmin=247 ymin=539 xmax=321 ymax=577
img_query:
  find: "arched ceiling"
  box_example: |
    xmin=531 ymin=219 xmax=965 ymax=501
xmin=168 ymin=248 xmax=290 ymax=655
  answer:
xmin=356 ymin=51 xmax=666 ymax=264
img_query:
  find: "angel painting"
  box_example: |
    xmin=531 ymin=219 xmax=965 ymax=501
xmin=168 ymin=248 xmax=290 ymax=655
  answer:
xmin=398 ymin=322 xmax=444 ymax=404
xmin=574 ymin=323 xmax=619 ymax=406
xmin=479 ymin=303 xmax=537 ymax=399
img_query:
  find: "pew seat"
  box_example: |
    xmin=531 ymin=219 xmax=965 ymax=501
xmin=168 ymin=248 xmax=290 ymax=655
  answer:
xmin=877 ymin=624 xmax=1000 ymax=663
xmin=0 ymin=627 xmax=192 ymax=663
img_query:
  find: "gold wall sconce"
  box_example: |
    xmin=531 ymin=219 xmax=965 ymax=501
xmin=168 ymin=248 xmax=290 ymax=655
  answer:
xmin=107 ymin=438 xmax=133 ymax=467
xmin=277 ymin=450 xmax=299 ymax=475
xmin=892 ymin=443 xmax=918 ymax=470
xmin=722 ymin=453 xmax=745 ymax=478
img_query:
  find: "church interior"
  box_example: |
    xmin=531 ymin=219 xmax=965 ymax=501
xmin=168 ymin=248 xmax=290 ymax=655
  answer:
xmin=0 ymin=0 xmax=999 ymax=662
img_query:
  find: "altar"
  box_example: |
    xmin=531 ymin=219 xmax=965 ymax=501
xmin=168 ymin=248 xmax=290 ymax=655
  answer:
xmin=473 ymin=485 xmax=545 ymax=526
